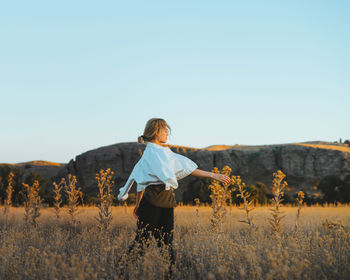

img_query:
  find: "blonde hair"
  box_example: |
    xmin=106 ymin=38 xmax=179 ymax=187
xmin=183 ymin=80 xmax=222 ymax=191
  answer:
xmin=137 ymin=118 xmax=171 ymax=144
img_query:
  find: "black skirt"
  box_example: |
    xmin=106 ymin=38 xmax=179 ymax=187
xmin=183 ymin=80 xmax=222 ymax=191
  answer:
xmin=136 ymin=194 xmax=174 ymax=245
xmin=127 ymin=194 xmax=176 ymax=267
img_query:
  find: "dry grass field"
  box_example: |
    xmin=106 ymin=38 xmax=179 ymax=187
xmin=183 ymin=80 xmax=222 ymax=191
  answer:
xmin=0 ymin=205 xmax=349 ymax=280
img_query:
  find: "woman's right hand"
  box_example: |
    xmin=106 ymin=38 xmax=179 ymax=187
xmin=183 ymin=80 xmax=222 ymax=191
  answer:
xmin=133 ymin=205 xmax=139 ymax=219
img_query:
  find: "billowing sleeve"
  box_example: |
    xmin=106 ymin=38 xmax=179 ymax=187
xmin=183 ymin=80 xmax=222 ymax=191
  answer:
xmin=146 ymin=148 xmax=198 ymax=190
xmin=117 ymin=159 xmax=142 ymax=200
xmin=117 ymin=176 xmax=135 ymax=201
xmin=173 ymin=153 xmax=198 ymax=180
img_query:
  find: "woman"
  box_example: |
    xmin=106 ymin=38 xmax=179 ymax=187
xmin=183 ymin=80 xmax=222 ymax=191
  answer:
xmin=117 ymin=118 xmax=230 ymax=276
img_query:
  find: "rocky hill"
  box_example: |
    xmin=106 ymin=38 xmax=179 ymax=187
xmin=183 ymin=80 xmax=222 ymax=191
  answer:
xmin=53 ymin=141 xmax=350 ymax=200
xmin=2 ymin=141 xmax=349 ymax=202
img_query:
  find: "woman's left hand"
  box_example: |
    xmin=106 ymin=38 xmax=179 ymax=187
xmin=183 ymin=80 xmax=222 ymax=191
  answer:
xmin=133 ymin=205 xmax=139 ymax=219
xmin=213 ymin=173 xmax=231 ymax=185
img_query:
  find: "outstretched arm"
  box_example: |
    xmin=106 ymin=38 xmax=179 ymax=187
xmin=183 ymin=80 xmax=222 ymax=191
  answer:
xmin=191 ymin=169 xmax=231 ymax=185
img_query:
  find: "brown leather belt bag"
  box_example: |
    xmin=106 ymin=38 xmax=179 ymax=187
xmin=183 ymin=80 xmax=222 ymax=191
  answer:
xmin=144 ymin=184 xmax=177 ymax=208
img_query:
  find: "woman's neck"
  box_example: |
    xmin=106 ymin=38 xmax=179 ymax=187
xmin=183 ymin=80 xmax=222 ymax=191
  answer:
xmin=150 ymin=140 xmax=165 ymax=146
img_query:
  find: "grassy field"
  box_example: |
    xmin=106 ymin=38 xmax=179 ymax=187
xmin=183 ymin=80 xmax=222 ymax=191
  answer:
xmin=0 ymin=205 xmax=349 ymax=280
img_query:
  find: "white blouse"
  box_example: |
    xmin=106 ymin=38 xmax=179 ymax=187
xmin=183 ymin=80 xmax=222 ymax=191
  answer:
xmin=117 ymin=142 xmax=198 ymax=200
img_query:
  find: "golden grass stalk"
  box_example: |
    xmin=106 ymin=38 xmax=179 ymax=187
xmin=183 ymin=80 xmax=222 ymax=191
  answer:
xmin=194 ymin=197 xmax=200 ymax=229
xmin=228 ymin=189 xmax=233 ymax=213
xmin=269 ymin=170 xmax=288 ymax=237
xmin=232 ymin=175 xmax=255 ymax=227
xmin=63 ymin=174 xmax=83 ymax=227
xmin=95 ymin=168 xmax=114 ymax=231
xmin=209 ymin=165 xmax=233 ymax=231
xmin=79 ymin=191 xmax=84 ymax=207
xmin=3 ymin=172 xmax=14 ymax=216
xmin=293 ymin=191 xmax=304 ymax=237
xmin=52 ymin=178 xmax=64 ymax=219
xmin=123 ymin=201 xmax=128 ymax=214
xmin=22 ymin=180 xmax=41 ymax=227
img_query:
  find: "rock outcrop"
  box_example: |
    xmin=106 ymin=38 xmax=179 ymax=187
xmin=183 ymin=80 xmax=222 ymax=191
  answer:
xmin=52 ymin=141 xmax=350 ymax=201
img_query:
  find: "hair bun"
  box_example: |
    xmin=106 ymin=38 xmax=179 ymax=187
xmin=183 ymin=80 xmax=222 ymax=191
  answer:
xmin=137 ymin=135 xmax=145 ymax=144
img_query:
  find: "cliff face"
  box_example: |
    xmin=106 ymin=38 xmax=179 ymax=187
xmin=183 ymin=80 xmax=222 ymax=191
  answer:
xmin=53 ymin=141 xmax=350 ymax=200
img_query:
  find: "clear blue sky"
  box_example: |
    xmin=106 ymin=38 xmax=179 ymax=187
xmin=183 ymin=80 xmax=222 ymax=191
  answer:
xmin=1 ymin=0 xmax=349 ymax=164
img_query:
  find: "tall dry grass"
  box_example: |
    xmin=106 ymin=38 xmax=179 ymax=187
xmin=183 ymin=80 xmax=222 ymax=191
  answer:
xmin=269 ymin=170 xmax=288 ymax=238
xmin=0 ymin=205 xmax=349 ymax=279
xmin=208 ymin=166 xmax=234 ymax=231
xmin=95 ymin=168 xmax=114 ymax=232
xmin=293 ymin=191 xmax=304 ymax=237
xmin=62 ymin=174 xmax=83 ymax=228
xmin=0 ymin=168 xmax=349 ymax=279
xmin=3 ymin=172 xmax=14 ymax=215
xmin=232 ymin=175 xmax=255 ymax=228
xmin=52 ymin=178 xmax=64 ymax=219
xmin=22 ymin=180 xmax=42 ymax=228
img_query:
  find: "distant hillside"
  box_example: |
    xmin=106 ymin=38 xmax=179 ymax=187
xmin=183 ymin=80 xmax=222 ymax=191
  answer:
xmin=202 ymin=141 xmax=350 ymax=152
xmin=295 ymin=142 xmax=350 ymax=152
xmin=0 ymin=160 xmax=64 ymax=167
xmin=0 ymin=161 xmax=66 ymax=181
xmin=2 ymin=141 xmax=349 ymax=203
